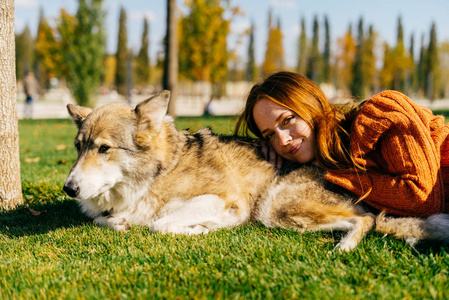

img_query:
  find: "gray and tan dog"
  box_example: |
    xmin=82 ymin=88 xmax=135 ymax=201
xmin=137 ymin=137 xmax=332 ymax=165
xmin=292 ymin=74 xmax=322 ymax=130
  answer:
xmin=63 ymin=91 xmax=449 ymax=251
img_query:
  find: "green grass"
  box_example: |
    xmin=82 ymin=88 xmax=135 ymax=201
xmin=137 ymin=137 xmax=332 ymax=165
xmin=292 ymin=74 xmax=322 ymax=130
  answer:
xmin=1 ymin=116 xmax=448 ymax=299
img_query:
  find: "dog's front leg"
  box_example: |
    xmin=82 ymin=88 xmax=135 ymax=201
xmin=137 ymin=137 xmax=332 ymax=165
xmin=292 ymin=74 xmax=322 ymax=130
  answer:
xmin=149 ymin=194 xmax=248 ymax=235
xmin=93 ymin=214 xmax=131 ymax=232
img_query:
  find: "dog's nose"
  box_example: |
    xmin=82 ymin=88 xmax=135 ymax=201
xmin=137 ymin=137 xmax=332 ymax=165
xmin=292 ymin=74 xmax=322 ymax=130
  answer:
xmin=63 ymin=181 xmax=80 ymax=198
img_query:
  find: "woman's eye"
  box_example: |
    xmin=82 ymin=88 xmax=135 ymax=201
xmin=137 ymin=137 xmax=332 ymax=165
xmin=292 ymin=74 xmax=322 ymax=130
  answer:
xmin=264 ymin=133 xmax=274 ymax=141
xmin=283 ymin=116 xmax=294 ymax=125
xmin=99 ymin=145 xmax=110 ymax=154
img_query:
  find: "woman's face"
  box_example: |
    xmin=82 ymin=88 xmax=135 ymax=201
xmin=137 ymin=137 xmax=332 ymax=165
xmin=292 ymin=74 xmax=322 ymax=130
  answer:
xmin=253 ymin=98 xmax=316 ymax=164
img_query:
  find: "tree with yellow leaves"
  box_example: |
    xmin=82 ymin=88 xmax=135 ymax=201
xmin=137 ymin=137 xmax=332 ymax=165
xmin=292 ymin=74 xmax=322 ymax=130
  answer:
xmin=179 ymin=0 xmax=238 ymax=97
xmin=335 ymin=25 xmax=356 ymax=93
xmin=262 ymin=10 xmax=284 ymax=75
xmin=35 ymin=9 xmax=63 ymax=88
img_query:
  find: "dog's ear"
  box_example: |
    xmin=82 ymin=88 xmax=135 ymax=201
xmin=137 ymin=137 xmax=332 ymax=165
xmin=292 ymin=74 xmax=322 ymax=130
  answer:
xmin=67 ymin=104 xmax=92 ymax=129
xmin=134 ymin=90 xmax=170 ymax=132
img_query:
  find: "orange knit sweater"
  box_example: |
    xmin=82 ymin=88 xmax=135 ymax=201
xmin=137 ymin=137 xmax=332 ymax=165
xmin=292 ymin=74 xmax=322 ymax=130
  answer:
xmin=325 ymin=90 xmax=449 ymax=217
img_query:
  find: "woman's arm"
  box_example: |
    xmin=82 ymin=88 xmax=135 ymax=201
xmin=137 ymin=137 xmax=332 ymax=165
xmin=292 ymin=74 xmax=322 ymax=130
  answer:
xmin=326 ymin=90 xmax=449 ymax=217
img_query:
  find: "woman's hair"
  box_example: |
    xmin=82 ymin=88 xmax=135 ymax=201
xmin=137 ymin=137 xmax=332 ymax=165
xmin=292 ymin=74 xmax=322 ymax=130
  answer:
xmin=235 ymin=71 xmax=365 ymax=173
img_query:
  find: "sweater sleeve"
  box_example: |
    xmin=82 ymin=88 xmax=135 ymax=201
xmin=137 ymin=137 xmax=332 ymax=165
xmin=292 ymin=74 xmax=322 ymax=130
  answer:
xmin=326 ymin=90 xmax=447 ymax=217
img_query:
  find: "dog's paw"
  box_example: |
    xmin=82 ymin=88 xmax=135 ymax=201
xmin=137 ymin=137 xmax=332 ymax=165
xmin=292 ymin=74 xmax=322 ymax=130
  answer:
xmin=335 ymin=240 xmax=357 ymax=252
xmin=113 ymin=218 xmax=131 ymax=232
xmin=150 ymin=222 xmax=209 ymax=235
xmin=405 ymin=237 xmax=419 ymax=247
xmin=94 ymin=216 xmax=131 ymax=232
xmin=185 ymin=224 xmax=210 ymax=235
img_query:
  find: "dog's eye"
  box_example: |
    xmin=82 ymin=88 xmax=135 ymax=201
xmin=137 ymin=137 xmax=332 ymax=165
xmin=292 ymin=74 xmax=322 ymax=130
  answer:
xmin=99 ymin=145 xmax=110 ymax=154
xmin=75 ymin=142 xmax=81 ymax=152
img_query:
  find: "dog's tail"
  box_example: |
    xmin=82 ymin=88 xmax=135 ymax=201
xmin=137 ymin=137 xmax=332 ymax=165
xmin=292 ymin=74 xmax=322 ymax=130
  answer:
xmin=375 ymin=212 xmax=449 ymax=246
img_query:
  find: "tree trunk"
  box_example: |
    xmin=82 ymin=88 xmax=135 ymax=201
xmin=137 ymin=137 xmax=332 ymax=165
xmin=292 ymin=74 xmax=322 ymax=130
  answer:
xmin=0 ymin=0 xmax=23 ymax=209
xmin=164 ymin=0 xmax=178 ymax=117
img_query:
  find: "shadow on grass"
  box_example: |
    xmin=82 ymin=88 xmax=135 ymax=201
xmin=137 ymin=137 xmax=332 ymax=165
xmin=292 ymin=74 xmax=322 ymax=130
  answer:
xmin=410 ymin=240 xmax=449 ymax=255
xmin=0 ymin=199 xmax=91 ymax=238
xmin=1 ymin=197 xmax=447 ymax=256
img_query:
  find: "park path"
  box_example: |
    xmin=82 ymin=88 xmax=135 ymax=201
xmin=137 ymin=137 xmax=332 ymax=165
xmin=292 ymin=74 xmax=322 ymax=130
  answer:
xmin=16 ymin=94 xmax=246 ymax=119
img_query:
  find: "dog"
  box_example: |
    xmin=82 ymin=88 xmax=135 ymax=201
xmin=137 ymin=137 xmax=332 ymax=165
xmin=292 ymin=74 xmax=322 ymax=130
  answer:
xmin=63 ymin=91 xmax=449 ymax=251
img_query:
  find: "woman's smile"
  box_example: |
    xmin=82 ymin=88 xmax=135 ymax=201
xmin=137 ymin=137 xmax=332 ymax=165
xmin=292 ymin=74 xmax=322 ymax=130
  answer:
xmin=288 ymin=140 xmax=302 ymax=155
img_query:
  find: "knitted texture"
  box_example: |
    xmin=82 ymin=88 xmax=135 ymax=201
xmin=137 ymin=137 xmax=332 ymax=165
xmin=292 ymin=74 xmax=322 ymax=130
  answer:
xmin=325 ymin=90 xmax=449 ymax=217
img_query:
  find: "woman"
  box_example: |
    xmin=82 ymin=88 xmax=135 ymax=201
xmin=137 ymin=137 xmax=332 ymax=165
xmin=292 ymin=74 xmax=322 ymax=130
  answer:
xmin=235 ymin=71 xmax=449 ymax=217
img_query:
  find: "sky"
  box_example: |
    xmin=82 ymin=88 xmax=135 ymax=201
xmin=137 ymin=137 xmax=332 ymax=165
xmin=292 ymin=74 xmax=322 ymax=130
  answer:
xmin=14 ymin=0 xmax=449 ymax=68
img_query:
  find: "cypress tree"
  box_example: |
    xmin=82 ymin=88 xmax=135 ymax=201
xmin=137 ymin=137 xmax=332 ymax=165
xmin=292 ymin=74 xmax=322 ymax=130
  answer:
xmin=262 ymin=9 xmax=277 ymax=75
xmin=273 ymin=18 xmax=284 ymax=70
xmin=245 ymin=21 xmax=257 ymax=81
xmin=394 ymin=16 xmax=405 ymax=91
xmin=335 ymin=24 xmax=355 ymax=92
xmin=409 ymin=33 xmax=417 ymax=94
xmin=116 ymin=7 xmax=128 ymax=96
xmin=296 ymin=17 xmax=307 ymax=75
xmin=34 ymin=8 xmax=46 ymax=88
xmin=322 ymin=15 xmax=331 ymax=83
xmin=417 ymin=34 xmax=426 ymax=96
xmin=364 ymin=25 xmax=376 ymax=94
xmin=135 ymin=17 xmax=150 ymax=87
xmin=426 ymin=22 xmax=438 ymax=100
xmin=380 ymin=42 xmax=394 ymax=90
xmin=262 ymin=11 xmax=284 ymax=75
xmin=350 ymin=17 xmax=365 ymax=99
xmin=306 ymin=16 xmax=319 ymax=82
xmin=15 ymin=25 xmax=34 ymax=81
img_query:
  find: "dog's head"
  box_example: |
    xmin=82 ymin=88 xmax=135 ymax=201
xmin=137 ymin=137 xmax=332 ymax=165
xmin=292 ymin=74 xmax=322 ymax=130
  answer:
xmin=63 ymin=90 xmax=171 ymax=201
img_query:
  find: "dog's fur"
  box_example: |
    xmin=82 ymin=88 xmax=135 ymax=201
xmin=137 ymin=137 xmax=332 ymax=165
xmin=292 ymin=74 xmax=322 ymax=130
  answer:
xmin=63 ymin=91 xmax=449 ymax=251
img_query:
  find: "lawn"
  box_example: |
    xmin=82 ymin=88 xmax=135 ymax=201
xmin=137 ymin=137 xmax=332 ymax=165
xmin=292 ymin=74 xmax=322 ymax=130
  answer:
xmin=1 ymin=115 xmax=448 ymax=299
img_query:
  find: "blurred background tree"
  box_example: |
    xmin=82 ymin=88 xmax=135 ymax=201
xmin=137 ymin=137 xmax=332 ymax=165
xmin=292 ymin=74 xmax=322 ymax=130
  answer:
xmin=103 ymin=54 xmax=116 ymax=89
xmin=306 ymin=16 xmax=319 ymax=82
xmin=335 ymin=25 xmax=355 ymax=93
xmin=322 ymin=15 xmax=331 ymax=83
xmin=245 ymin=21 xmax=257 ymax=82
xmin=426 ymin=22 xmax=439 ymax=100
xmin=363 ymin=25 xmax=377 ymax=95
xmin=57 ymin=0 xmax=105 ymax=107
xmin=134 ymin=18 xmax=151 ymax=90
xmin=296 ymin=17 xmax=308 ymax=76
xmin=179 ymin=0 xmax=238 ymax=98
xmin=15 ymin=25 xmax=34 ymax=82
xmin=34 ymin=8 xmax=62 ymax=89
xmin=263 ymin=10 xmax=284 ymax=75
xmin=408 ymin=33 xmax=417 ymax=95
xmin=115 ymin=6 xmax=128 ymax=97
xmin=350 ymin=18 xmax=365 ymax=99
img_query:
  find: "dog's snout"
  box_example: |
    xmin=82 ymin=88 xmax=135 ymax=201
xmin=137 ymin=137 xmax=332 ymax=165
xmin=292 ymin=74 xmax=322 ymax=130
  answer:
xmin=63 ymin=181 xmax=80 ymax=198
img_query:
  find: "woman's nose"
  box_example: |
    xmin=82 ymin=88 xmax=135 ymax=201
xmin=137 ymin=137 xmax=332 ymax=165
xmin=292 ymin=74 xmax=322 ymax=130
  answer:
xmin=277 ymin=130 xmax=291 ymax=146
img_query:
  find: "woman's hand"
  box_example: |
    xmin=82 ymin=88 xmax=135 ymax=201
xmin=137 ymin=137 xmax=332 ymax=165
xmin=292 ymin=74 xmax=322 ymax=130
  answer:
xmin=258 ymin=140 xmax=283 ymax=169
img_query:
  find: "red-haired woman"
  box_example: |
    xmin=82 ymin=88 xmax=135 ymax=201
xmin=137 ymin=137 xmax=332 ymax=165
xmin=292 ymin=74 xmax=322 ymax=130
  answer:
xmin=235 ymin=71 xmax=449 ymax=217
